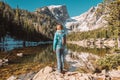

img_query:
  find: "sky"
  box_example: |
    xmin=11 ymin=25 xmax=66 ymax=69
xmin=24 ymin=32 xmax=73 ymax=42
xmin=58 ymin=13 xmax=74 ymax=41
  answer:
xmin=5 ymin=0 xmax=103 ymax=17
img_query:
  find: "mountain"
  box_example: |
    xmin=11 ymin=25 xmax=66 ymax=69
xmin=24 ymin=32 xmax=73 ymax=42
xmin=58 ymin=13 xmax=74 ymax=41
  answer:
xmin=65 ymin=3 xmax=108 ymax=32
xmin=67 ymin=0 xmax=120 ymax=40
xmin=0 ymin=2 xmax=69 ymax=41
xmin=35 ymin=5 xmax=70 ymax=24
xmin=65 ymin=0 xmax=120 ymax=32
xmin=0 ymin=0 xmax=119 ymax=41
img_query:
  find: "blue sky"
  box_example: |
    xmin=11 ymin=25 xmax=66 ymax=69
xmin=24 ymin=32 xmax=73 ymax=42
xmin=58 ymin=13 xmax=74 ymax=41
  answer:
xmin=5 ymin=0 xmax=102 ymax=17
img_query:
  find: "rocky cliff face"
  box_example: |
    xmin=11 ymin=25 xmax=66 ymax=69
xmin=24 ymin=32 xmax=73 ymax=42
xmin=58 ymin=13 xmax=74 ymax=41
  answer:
xmin=35 ymin=5 xmax=70 ymax=24
xmin=66 ymin=0 xmax=120 ymax=32
xmin=65 ymin=3 xmax=109 ymax=32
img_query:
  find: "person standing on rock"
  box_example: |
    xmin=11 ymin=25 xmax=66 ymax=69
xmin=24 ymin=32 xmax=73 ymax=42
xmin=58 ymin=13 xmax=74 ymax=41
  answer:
xmin=53 ymin=24 xmax=66 ymax=73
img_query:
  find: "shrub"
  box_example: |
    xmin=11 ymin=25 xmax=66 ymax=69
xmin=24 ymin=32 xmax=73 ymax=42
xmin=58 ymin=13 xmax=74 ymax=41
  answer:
xmin=97 ymin=54 xmax=120 ymax=70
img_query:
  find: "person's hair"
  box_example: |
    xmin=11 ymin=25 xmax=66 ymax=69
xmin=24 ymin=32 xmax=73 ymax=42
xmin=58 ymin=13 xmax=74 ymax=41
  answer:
xmin=56 ymin=24 xmax=63 ymax=30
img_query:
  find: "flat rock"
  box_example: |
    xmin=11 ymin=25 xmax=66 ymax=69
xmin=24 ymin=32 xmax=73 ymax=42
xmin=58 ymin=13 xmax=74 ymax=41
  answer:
xmin=7 ymin=76 xmax=17 ymax=80
xmin=33 ymin=66 xmax=95 ymax=80
xmin=32 ymin=66 xmax=120 ymax=80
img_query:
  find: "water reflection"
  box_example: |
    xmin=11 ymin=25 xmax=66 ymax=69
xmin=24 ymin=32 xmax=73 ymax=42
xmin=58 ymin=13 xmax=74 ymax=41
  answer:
xmin=0 ymin=37 xmax=116 ymax=79
xmin=6 ymin=45 xmax=56 ymax=64
xmin=0 ymin=35 xmax=52 ymax=51
xmin=0 ymin=44 xmax=56 ymax=80
xmin=66 ymin=43 xmax=115 ymax=72
xmin=19 ymin=45 xmax=56 ymax=64
xmin=66 ymin=50 xmax=99 ymax=72
xmin=67 ymin=44 xmax=112 ymax=56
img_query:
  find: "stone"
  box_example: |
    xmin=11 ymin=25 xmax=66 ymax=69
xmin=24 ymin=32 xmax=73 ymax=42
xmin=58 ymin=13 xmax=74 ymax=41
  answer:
xmin=18 ymin=74 xmax=26 ymax=80
xmin=32 ymin=66 xmax=99 ymax=80
xmin=33 ymin=66 xmax=53 ymax=80
xmin=17 ymin=53 xmax=23 ymax=57
xmin=101 ymin=69 xmax=106 ymax=75
xmin=0 ymin=59 xmax=2 ymax=63
xmin=7 ymin=76 xmax=17 ymax=80
xmin=43 ymin=66 xmax=53 ymax=74
xmin=109 ymin=70 xmax=120 ymax=78
xmin=3 ymin=58 xmax=9 ymax=63
xmin=0 ymin=59 xmax=3 ymax=67
xmin=28 ymin=66 xmax=120 ymax=80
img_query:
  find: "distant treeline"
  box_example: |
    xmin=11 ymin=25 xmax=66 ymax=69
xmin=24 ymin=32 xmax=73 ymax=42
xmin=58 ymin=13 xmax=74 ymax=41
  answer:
xmin=0 ymin=2 xmax=57 ymax=42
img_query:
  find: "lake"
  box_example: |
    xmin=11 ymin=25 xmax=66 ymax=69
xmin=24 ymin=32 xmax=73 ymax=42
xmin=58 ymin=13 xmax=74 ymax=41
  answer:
xmin=0 ymin=36 xmax=116 ymax=80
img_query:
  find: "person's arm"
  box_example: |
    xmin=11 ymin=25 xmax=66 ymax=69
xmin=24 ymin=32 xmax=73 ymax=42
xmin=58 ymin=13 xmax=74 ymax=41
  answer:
xmin=53 ymin=33 xmax=57 ymax=52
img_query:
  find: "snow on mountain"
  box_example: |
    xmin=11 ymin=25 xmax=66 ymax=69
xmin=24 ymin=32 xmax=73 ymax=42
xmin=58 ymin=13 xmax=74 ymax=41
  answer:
xmin=65 ymin=3 xmax=108 ymax=32
xmin=35 ymin=5 xmax=70 ymax=24
xmin=48 ymin=5 xmax=63 ymax=10
xmin=48 ymin=5 xmax=70 ymax=24
xmin=35 ymin=3 xmax=109 ymax=32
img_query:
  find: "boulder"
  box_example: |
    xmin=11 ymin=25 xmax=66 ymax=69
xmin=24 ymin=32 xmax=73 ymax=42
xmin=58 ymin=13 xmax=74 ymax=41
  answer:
xmin=17 ymin=53 xmax=23 ymax=57
xmin=7 ymin=66 xmax=120 ymax=80
xmin=33 ymin=66 xmax=53 ymax=80
xmin=7 ymin=76 xmax=17 ymax=80
xmin=32 ymin=66 xmax=95 ymax=80
xmin=3 ymin=58 xmax=9 ymax=63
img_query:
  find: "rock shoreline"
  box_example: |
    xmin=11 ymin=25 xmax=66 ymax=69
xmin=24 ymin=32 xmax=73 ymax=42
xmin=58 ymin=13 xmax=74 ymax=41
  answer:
xmin=7 ymin=66 xmax=120 ymax=80
xmin=7 ymin=50 xmax=120 ymax=80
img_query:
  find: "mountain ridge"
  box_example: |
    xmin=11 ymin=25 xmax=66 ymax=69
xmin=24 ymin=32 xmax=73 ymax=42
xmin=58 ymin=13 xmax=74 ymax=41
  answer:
xmin=35 ymin=5 xmax=70 ymax=24
xmin=67 ymin=0 xmax=120 ymax=40
xmin=0 ymin=0 xmax=120 ymax=41
xmin=65 ymin=3 xmax=108 ymax=32
xmin=0 ymin=2 xmax=69 ymax=41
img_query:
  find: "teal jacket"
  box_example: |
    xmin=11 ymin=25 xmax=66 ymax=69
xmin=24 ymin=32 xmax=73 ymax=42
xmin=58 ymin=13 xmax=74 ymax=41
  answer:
xmin=53 ymin=30 xmax=66 ymax=51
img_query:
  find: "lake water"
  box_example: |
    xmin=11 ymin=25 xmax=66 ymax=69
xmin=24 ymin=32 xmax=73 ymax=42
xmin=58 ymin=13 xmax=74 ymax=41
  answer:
xmin=0 ymin=36 xmax=115 ymax=80
xmin=0 ymin=35 xmax=52 ymax=52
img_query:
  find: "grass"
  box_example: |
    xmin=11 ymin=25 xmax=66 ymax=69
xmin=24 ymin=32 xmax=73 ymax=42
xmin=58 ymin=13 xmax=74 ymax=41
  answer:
xmin=97 ymin=54 xmax=120 ymax=70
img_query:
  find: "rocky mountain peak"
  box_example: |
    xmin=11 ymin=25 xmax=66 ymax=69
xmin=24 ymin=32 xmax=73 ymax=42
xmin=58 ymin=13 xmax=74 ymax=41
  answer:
xmin=48 ymin=5 xmax=70 ymax=23
xmin=35 ymin=5 xmax=70 ymax=24
xmin=88 ymin=7 xmax=96 ymax=13
xmin=65 ymin=3 xmax=108 ymax=32
xmin=35 ymin=7 xmax=55 ymax=19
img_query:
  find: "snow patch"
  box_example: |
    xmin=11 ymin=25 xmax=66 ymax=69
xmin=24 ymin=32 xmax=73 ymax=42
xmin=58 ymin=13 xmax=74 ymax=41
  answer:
xmin=48 ymin=5 xmax=62 ymax=10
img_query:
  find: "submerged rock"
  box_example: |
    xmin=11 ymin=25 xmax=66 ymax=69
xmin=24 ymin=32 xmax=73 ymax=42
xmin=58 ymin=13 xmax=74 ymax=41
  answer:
xmin=17 ymin=72 xmax=36 ymax=80
xmin=17 ymin=53 xmax=23 ymax=57
xmin=2 ymin=58 xmax=9 ymax=63
xmin=0 ymin=58 xmax=9 ymax=66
